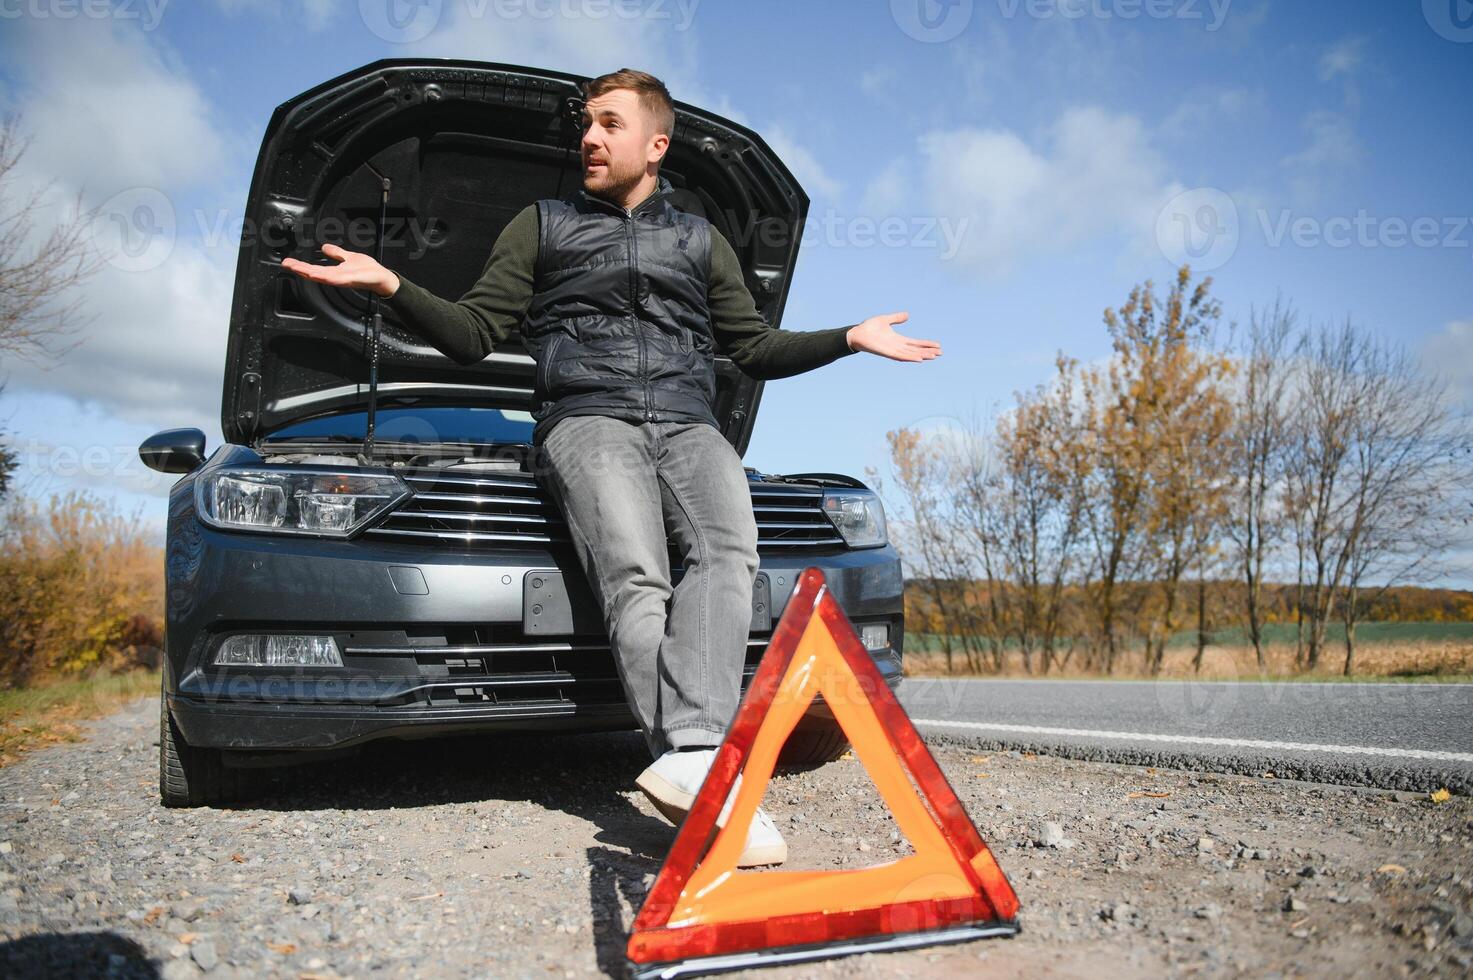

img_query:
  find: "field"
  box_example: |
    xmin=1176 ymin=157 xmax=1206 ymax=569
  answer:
xmin=905 ymin=622 xmax=1473 ymax=680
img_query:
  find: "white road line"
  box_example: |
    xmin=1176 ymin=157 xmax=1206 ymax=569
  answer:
xmin=912 ymin=719 xmax=1473 ymax=764
xmin=904 ymin=678 xmax=1473 ymax=689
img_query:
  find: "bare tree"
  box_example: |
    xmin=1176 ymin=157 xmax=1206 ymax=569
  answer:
xmin=0 ymin=382 xmax=16 ymax=497
xmin=962 ymin=385 xmax=1086 ymax=675
xmin=871 ymin=428 xmax=989 ymax=673
xmin=1224 ymin=298 xmax=1297 ymax=670
xmin=1281 ymin=319 xmax=1472 ymax=672
xmin=0 ymin=113 xmax=104 ymax=366
xmin=1334 ymin=338 xmax=1470 ymax=674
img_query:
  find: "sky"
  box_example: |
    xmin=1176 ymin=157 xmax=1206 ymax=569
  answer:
xmin=0 ymin=0 xmax=1470 ymax=583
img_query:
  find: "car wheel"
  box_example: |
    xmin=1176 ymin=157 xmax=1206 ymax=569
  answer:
xmin=158 ymin=685 xmax=257 ymax=808
xmin=776 ymin=717 xmax=851 ymax=769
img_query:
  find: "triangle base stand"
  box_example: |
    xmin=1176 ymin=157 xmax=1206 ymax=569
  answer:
xmin=631 ymin=921 xmax=1018 ymax=980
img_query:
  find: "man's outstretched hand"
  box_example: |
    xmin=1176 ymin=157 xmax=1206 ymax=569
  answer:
xmin=845 ymin=312 xmax=941 ymax=362
xmin=280 ymin=243 xmax=400 ymax=298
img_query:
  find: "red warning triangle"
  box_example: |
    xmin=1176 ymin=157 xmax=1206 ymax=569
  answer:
xmin=626 ymin=566 xmax=1020 ymax=977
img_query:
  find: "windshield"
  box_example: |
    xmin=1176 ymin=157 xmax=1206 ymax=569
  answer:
xmin=263 ymin=407 xmax=536 ymax=445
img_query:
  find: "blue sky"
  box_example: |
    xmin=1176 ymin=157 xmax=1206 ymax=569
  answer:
xmin=1 ymin=0 xmax=1471 ymax=582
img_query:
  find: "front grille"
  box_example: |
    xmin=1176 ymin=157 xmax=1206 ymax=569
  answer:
xmin=339 ymin=631 xmax=774 ymax=708
xmin=360 ymin=471 xmax=845 ymax=552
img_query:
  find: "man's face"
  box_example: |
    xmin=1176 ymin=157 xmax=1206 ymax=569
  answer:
xmin=579 ymin=88 xmax=666 ymax=202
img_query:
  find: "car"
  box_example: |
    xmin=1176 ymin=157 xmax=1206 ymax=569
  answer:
xmin=139 ymin=59 xmax=905 ymax=807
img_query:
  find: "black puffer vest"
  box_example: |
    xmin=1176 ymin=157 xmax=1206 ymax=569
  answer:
xmin=525 ymin=174 xmax=718 ymax=447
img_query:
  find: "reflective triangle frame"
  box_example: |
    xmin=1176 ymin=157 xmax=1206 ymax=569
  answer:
xmin=626 ymin=566 xmax=1020 ymax=979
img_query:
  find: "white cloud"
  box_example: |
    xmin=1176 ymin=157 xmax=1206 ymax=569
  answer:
xmin=215 ymin=0 xmax=339 ymax=31
xmin=859 ymin=66 xmax=898 ymax=102
xmin=762 ymin=126 xmax=841 ymax=203
xmin=0 ymin=16 xmax=227 ymax=196
xmin=400 ymin=4 xmax=845 ymax=213
xmin=1162 ymin=86 xmax=1264 ymax=140
xmin=404 ymin=0 xmax=699 ymax=84
xmin=1420 ymin=319 xmax=1473 ymax=410
xmin=1280 ymin=109 xmax=1360 ymax=203
xmin=892 ymin=106 xmax=1183 ymax=276
xmin=1318 ymin=35 xmax=1370 ymax=112
xmin=1282 ymin=110 xmax=1361 ymax=170
xmin=4 ymin=244 xmax=233 ymax=433
xmin=1319 ymin=36 xmax=1367 ymax=82
xmin=0 ymin=16 xmax=235 ymax=432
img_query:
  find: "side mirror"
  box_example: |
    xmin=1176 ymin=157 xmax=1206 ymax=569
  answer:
xmin=139 ymin=428 xmax=206 ymax=474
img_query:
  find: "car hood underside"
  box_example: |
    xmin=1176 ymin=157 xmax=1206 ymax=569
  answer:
xmin=222 ymin=59 xmax=811 ymax=457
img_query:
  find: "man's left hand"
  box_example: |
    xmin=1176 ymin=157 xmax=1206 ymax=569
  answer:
xmin=846 ymin=312 xmax=941 ymax=362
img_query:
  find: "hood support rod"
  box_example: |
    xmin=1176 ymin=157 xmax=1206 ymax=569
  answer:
xmin=361 ymin=171 xmax=391 ymax=464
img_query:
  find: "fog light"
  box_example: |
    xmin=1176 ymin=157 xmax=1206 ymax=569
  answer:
xmin=860 ymin=624 xmax=889 ymax=651
xmin=214 ymin=634 xmax=343 ymax=667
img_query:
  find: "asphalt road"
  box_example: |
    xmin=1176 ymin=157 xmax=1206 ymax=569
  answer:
xmin=898 ymin=677 xmax=1473 ymax=795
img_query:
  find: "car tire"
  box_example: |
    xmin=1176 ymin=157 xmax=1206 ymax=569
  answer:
xmin=159 ymin=686 xmax=257 ymax=808
xmin=776 ymin=718 xmax=851 ymax=769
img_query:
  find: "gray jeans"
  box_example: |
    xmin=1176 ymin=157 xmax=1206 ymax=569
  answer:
xmin=535 ymin=415 xmax=760 ymax=760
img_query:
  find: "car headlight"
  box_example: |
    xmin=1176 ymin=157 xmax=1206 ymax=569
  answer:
xmin=196 ymin=467 xmax=409 ymax=537
xmin=821 ymin=489 xmax=888 ymax=548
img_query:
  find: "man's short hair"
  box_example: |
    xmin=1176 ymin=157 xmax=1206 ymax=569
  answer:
xmin=583 ymin=68 xmax=676 ymax=139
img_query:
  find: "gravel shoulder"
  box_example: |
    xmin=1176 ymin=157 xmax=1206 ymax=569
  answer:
xmin=1 ymin=694 xmax=1471 ymax=978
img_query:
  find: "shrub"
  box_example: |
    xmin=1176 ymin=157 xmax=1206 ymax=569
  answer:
xmin=0 ymin=490 xmax=164 ymax=687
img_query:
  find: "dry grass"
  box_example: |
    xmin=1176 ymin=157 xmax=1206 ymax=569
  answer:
xmin=0 ymin=490 xmax=164 ymax=687
xmin=903 ymin=638 xmax=1473 ymax=681
xmin=0 ymin=668 xmax=160 ymax=768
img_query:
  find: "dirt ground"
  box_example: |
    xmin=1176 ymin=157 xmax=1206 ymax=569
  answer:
xmin=0 ymin=694 xmax=1470 ymax=978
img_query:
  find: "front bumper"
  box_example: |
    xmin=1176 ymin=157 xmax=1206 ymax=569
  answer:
xmin=166 ymin=521 xmax=905 ymax=751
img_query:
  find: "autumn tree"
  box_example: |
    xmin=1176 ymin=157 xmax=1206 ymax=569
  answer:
xmin=1069 ymin=266 xmax=1234 ymax=673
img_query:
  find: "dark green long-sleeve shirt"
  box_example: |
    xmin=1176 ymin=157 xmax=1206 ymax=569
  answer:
xmin=384 ymin=203 xmax=859 ymax=380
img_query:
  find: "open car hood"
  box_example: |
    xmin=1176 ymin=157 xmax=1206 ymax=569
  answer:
xmin=223 ymin=59 xmax=811 ymax=457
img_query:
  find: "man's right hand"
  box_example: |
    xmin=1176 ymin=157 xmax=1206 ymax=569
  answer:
xmin=281 ymin=243 xmax=399 ymax=298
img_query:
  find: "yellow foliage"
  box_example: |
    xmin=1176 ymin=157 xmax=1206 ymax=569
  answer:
xmin=0 ymin=490 xmax=164 ymax=687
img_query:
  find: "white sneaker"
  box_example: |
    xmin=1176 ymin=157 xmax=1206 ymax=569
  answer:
xmin=635 ymin=749 xmax=788 ymax=867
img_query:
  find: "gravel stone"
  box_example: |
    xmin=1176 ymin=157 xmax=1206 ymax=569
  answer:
xmin=0 ymin=693 xmax=1468 ymax=978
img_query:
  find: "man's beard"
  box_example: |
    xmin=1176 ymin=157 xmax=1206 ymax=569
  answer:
xmin=584 ymin=155 xmax=645 ymax=204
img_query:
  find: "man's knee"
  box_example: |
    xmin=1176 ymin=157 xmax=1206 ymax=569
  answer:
xmin=605 ymin=567 xmax=673 ymax=633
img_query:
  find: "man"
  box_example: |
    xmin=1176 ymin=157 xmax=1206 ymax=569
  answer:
xmin=282 ymin=68 xmax=941 ymax=868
